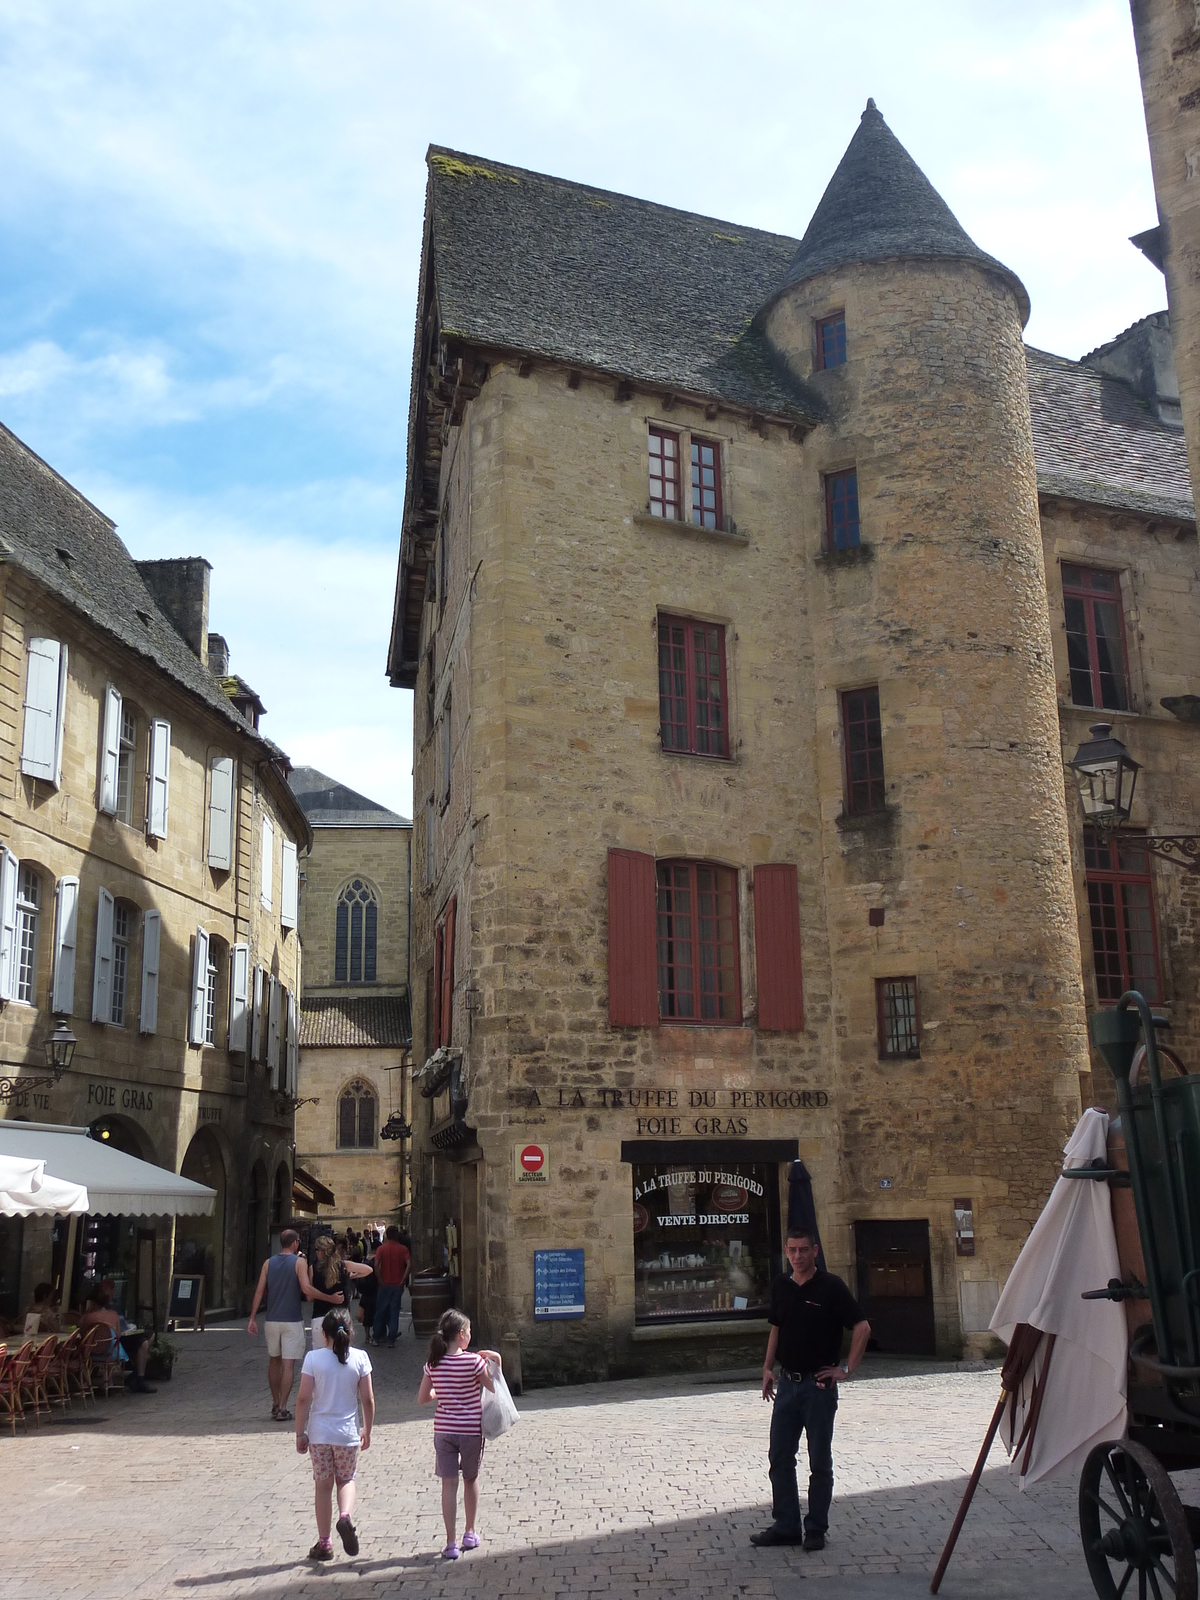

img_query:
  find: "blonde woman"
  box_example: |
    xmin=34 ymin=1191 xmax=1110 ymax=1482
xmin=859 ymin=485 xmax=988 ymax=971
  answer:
xmin=311 ymin=1235 xmax=372 ymax=1348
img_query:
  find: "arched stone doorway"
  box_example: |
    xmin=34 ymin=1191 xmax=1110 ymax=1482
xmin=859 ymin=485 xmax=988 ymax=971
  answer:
xmin=176 ymin=1128 xmax=227 ymax=1311
xmin=246 ymin=1159 xmax=268 ymax=1285
xmin=66 ymin=1117 xmax=161 ymax=1318
xmin=270 ymin=1160 xmax=291 ymax=1249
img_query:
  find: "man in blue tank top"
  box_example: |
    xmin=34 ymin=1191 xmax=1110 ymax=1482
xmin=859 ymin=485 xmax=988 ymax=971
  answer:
xmin=248 ymin=1229 xmax=345 ymax=1421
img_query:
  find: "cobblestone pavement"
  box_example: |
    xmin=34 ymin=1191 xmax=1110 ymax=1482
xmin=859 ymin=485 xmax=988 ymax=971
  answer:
xmin=3 ymin=1319 xmax=1183 ymax=1600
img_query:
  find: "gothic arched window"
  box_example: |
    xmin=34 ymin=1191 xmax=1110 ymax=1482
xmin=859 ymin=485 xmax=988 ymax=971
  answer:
xmin=337 ymin=1080 xmax=377 ymax=1149
xmin=335 ymin=879 xmax=377 ymax=983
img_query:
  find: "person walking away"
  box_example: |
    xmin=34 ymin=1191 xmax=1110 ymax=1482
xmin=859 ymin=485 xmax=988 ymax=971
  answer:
xmin=248 ymin=1228 xmax=345 ymax=1420
xmin=296 ymin=1309 xmax=374 ymax=1561
xmin=752 ymin=1228 xmax=871 ymax=1551
xmin=371 ymin=1225 xmax=411 ymax=1347
xmin=417 ymin=1309 xmax=501 ymax=1560
xmin=311 ymin=1235 xmax=372 ymax=1349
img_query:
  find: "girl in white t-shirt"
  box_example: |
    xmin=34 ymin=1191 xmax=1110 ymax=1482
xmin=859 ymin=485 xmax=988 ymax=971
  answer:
xmin=296 ymin=1310 xmax=375 ymax=1561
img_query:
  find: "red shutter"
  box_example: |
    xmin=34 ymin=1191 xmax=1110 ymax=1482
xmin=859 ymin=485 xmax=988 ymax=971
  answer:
xmin=607 ymin=848 xmax=659 ymax=1026
xmin=754 ymin=863 xmax=804 ymax=1030
xmin=440 ymin=897 xmax=457 ymax=1046
xmin=432 ymin=926 xmax=443 ymax=1051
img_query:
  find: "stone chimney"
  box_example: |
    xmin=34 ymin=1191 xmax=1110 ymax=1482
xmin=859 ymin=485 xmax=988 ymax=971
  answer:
xmin=207 ymin=633 xmax=231 ymax=677
xmin=135 ymin=558 xmax=212 ymax=663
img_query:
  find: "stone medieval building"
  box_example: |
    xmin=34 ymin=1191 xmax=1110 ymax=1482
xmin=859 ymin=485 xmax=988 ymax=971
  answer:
xmin=388 ymin=106 xmax=1200 ymax=1382
xmin=0 ymin=420 xmax=310 ymax=1326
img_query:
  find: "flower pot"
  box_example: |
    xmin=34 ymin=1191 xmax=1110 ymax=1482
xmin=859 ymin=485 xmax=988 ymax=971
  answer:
xmin=145 ymin=1358 xmax=174 ymax=1381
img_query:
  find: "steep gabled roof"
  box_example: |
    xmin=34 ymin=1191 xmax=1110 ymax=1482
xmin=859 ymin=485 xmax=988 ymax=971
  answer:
xmin=299 ymin=993 xmax=411 ymax=1049
xmin=770 ymin=101 xmax=1030 ymax=325
xmin=1027 ymin=346 xmax=1193 ymax=522
xmin=425 ymin=146 xmax=824 ymax=421
xmin=289 ymin=766 xmax=410 ymax=829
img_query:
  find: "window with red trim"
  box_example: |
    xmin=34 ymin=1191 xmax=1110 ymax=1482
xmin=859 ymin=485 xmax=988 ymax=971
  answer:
xmin=691 ymin=438 xmax=723 ymax=529
xmin=876 ymin=978 xmax=920 ymax=1059
xmin=824 ymin=469 xmax=859 ymax=550
xmin=1062 ymin=565 xmax=1130 ymax=711
xmin=648 ymin=428 xmax=681 ymax=520
xmin=841 ymin=687 xmax=885 ymax=814
xmin=1084 ymin=829 xmax=1161 ymax=1003
xmin=658 ymin=615 xmax=728 ymax=758
xmin=815 ymin=312 xmax=847 ymax=370
xmin=656 ymin=861 xmax=740 ymax=1023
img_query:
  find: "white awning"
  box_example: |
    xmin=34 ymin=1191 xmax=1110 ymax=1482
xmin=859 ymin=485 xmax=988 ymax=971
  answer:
xmin=0 ymin=1122 xmax=215 ymax=1218
xmin=0 ymin=1154 xmax=89 ymax=1217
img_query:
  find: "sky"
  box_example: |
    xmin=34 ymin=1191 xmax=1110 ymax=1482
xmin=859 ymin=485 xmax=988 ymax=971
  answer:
xmin=0 ymin=1 xmax=1164 ymax=819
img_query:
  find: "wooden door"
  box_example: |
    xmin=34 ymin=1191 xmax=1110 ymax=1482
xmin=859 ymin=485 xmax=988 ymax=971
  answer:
xmin=854 ymin=1219 xmax=936 ymax=1356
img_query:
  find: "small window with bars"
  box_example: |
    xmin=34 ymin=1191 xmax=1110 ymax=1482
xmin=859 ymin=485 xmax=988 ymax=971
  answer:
xmin=876 ymin=978 xmax=920 ymax=1059
xmin=815 ymin=312 xmax=847 ymax=370
xmin=655 ymin=860 xmax=741 ymax=1023
xmin=649 ymin=428 xmax=681 ymax=520
xmin=842 ymin=687 xmax=885 ymax=814
xmin=824 ymin=469 xmax=860 ymax=550
xmin=111 ymin=902 xmax=132 ymax=1026
xmin=1062 ymin=565 xmax=1130 ymax=711
xmin=658 ymin=616 xmax=728 ymax=758
xmin=338 ymin=1080 xmax=378 ymax=1148
xmin=15 ymin=866 xmax=39 ymax=1005
xmin=1084 ymin=828 xmax=1161 ymax=1003
xmin=335 ymin=879 xmax=378 ymax=984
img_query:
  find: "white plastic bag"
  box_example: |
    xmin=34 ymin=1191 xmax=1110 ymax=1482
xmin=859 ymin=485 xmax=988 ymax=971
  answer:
xmin=480 ymin=1360 xmax=519 ymax=1439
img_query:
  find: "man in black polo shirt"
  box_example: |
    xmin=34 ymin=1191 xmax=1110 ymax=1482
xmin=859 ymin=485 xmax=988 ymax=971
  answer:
xmin=751 ymin=1228 xmax=870 ymax=1550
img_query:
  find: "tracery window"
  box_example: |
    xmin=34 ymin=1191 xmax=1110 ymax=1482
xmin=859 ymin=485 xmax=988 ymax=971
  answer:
xmin=335 ymin=879 xmax=378 ymax=984
xmin=337 ymin=1080 xmax=377 ymax=1149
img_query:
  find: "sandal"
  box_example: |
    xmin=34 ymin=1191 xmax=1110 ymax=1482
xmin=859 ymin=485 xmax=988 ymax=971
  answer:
xmin=275 ymin=1409 xmax=293 ymax=1421
xmin=442 ymin=1543 xmax=460 ymax=1560
xmin=462 ymin=1532 xmax=481 ymax=1551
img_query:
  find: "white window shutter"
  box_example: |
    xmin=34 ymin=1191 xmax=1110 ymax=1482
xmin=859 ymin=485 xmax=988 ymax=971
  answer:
xmin=51 ymin=875 xmax=80 ymax=1013
xmin=250 ymin=964 xmax=263 ymax=1062
xmin=229 ymin=943 xmax=249 ymax=1052
xmin=147 ymin=719 xmax=171 ymax=839
xmin=286 ymin=990 xmax=299 ymax=1093
xmin=21 ymin=638 xmax=62 ymax=782
xmin=189 ymin=926 xmax=209 ymax=1045
xmin=281 ymin=839 xmax=298 ymax=929
xmin=53 ymin=644 xmax=68 ymax=787
xmin=268 ymin=975 xmax=281 ymax=1087
xmin=208 ymin=755 xmax=235 ymax=870
xmin=139 ymin=910 xmax=161 ymax=1035
xmin=99 ymin=685 xmax=122 ymax=815
xmin=260 ymin=816 xmax=273 ymax=909
xmin=0 ymin=848 xmax=19 ymax=1003
xmin=91 ymin=887 xmax=115 ymax=1023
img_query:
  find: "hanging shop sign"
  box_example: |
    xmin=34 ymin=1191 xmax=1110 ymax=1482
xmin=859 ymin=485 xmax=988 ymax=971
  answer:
xmin=514 ymin=1142 xmax=550 ymax=1184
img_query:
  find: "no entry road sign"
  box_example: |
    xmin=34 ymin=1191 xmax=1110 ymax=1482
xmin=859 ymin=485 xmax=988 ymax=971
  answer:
xmin=514 ymin=1141 xmax=550 ymax=1183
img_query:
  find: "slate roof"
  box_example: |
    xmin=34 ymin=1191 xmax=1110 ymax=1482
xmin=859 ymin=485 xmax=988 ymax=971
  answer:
xmin=299 ymin=993 xmax=411 ymax=1049
xmin=0 ymin=420 xmax=296 ymax=750
xmin=426 ymin=147 xmax=824 ymax=422
xmin=775 ymin=101 xmax=1030 ymax=325
xmin=289 ymin=766 xmax=410 ymax=829
xmin=1026 ymin=347 xmax=1194 ymax=522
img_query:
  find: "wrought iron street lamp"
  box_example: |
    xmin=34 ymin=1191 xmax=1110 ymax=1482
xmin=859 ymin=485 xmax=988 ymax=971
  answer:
xmin=1068 ymin=723 xmax=1200 ymax=871
xmin=0 ymin=1014 xmax=78 ymax=1102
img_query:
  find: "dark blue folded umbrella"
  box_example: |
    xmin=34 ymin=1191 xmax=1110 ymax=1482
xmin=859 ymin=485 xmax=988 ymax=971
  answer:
xmin=787 ymin=1160 xmax=826 ymax=1273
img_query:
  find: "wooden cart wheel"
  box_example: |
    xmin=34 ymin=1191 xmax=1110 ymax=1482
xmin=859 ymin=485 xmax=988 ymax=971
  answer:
xmin=1080 ymin=1439 xmax=1197 ymax=1600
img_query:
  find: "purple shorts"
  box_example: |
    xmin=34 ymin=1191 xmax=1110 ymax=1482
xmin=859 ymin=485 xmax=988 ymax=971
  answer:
xmin=434 ymin=1432 xmax=483 ymax=1480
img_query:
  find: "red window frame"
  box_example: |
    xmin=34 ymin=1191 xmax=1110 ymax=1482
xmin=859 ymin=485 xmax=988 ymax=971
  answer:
xmin=648 ymin=427 xmax=681 ymax=520
xmin=824 ymin=469 xmax=860 ymax=551
xmin=815 ymin=312 xmax=847 ymax=371
xmin=1062 ymin=565 xmax=1130 ymax=711
xmin=1084 ymin=829 xmax=1162 ymax=1005
xmin=841 ymin=687 xmax=885 ymax=814
xmin=658 ymin=615 xmax=729 ymax=758
xmin=655 ymin=861 xmax=741 ymax=1024
xmin=690 ymin=438 xmax=723 ymax=529
xmin=876 ymin=977 xmax=920 ymax=1059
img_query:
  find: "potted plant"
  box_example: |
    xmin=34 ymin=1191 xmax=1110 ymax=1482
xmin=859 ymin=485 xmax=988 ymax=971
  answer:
xmin=145 ymin=1333 xmax=178 ymax=1381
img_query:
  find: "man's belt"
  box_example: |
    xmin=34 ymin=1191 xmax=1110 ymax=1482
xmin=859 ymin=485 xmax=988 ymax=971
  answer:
xmin=779 ymin=1367 xmax=819 ymax=1383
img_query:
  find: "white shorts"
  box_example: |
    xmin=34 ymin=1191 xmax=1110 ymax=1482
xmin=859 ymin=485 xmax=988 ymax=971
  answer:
xmin=264 ymin=1320 xmax=306 ymax=1360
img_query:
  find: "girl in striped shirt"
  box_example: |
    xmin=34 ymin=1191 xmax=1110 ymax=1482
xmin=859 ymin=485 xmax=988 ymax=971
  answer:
xmin=418 ymin=1309 xmax=502 ymax=1559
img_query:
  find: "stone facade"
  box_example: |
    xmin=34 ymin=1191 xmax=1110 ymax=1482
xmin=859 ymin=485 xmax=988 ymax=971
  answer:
xmin=391 ymin=118 xmax=1199 ymax=1383
xmin=290 ymin=768 xmax=413 ymax=1232
xmin=0 ymin=424 xmax=308 ymax=1326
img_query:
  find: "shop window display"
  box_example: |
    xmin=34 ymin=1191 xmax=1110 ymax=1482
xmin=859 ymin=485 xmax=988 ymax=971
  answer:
xmin=632 ymin=1160 xmax=780 ymax=1323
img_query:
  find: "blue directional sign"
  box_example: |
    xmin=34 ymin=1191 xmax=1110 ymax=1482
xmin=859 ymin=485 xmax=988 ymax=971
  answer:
xmin=534 ymin=1248 xmax=585 ymax=1320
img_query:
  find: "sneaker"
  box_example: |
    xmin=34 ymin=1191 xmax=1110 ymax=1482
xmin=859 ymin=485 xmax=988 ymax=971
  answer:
xmin=461 ymin=1532 xmax=481 ymax=1551
xmin=336 ymin=1515 xmax=359 ymax=1556
xmin=803 ymin=1531 xmax=826 ymax=1552
xmin=442 ymin=1542 xmax=460 ymax=1560
xmin=308 ymin=1540 xmax=334 ymax=1561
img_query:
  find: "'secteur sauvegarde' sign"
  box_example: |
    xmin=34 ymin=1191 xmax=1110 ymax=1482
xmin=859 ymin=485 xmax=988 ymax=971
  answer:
xmin=514 ymin=1084 xmax=828 ymax=1138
